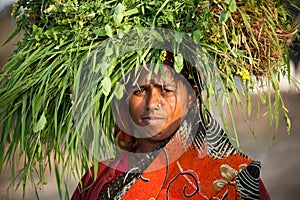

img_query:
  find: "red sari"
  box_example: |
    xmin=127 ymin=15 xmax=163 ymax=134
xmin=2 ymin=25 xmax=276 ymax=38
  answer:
xmin=72 ymin=112 xmax=271 ymax=200
xmin=72 ymin=138 xmax=270 ymax=199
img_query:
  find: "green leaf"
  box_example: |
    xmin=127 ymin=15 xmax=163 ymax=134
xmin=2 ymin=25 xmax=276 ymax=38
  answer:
xmin=192 ymin=29 xmax=203 ymax=44
xmin=105 ymin=45 xmax=113 ymax=57
xmin=219 ymin=11 xmax=230 ymax=23
xmin=113 ymin=3 xmax=125 ymax=26
xmin=100 ymin=61 xmax=110 ymax=75
xmin=174 ymin=54 xmax=183 ymax=73
xmin=282 ymin=106 xmax=291 ymax=134
xmin=228 ymin=0 xmax=237 ymax=12
xmin=114 ymin=83 xmax=125 ymax=99
xmin=123 ymin=8 xmax=139 ymax=17
xmin=33 ymin=113 xmax=47 ymax=133
xmin=94 ymin=28 xmax=106 ymax=36
xmin=105 ymin=24 xmax=113 ymax=38
xmin=2 ymin=28 xmax=21 ymax=46
xmin=44 ymin=4 xmax=57 ymax=13
xmin=102 ymin=77 xmax=112 ymax=96
xmin=175 ymin=32 xmax=183 ymax=43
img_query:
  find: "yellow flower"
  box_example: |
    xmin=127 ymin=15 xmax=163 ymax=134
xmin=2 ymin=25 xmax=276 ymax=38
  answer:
xmin=160 ymin=49 xmax=167 ymax=61
xmin=237 ymin=68 xmax=250 ymax=81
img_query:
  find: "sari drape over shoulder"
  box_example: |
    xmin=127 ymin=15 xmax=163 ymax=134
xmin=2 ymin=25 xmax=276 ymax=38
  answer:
xmin=72 ymin=111 xmax=270 ymax=200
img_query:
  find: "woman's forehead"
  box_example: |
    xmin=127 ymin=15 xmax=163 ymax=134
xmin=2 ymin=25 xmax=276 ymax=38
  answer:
xmin=133 ymin=65 xmax=178 ymax=86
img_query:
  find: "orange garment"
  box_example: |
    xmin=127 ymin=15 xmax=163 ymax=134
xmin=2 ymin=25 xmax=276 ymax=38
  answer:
xmin=72 ymin=112 xmax=271 ymax=199
xmin=72 ymin=151 xmax=270 ymax=199
xmin=72 ymin=137 xmax=254 ymax=199
xmin=120 ymin=134 xmax=252 ymax=200
xmin=123 ymin=153 xmax=251 ymax=199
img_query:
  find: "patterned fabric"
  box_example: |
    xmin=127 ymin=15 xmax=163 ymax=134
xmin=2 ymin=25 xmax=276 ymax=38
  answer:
xmin=95 ymin=110 xmax=261 ymax=200
xmin=236 ymin=161 xmax=261 ymax=199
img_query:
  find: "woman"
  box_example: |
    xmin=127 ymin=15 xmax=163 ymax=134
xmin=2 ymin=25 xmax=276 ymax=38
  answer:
xmin=72 ymin=52 xmax=270 ymax=200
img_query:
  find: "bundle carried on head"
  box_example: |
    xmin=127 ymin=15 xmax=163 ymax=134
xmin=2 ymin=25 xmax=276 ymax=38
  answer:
xmin=0 ymin=0 xmax=298 ymax=198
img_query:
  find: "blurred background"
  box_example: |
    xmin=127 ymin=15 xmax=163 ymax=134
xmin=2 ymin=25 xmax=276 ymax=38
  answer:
xmin=1 ymin=1 xmax=300 ymax=199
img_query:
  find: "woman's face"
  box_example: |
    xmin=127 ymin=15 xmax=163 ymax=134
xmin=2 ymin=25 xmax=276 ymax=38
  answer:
xmin=128 ymin=65 xmax=192 ymax=141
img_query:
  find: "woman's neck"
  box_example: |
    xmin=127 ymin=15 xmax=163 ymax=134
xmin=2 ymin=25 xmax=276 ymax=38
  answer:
xmin=134 ymin=138 xmax=161 ymax=153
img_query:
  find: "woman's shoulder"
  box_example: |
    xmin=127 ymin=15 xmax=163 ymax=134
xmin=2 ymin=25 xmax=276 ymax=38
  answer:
xmin=71 ymin=152 xmax=129 ymax=200
xmin=90 ymin=152 xmax=129 ymax=177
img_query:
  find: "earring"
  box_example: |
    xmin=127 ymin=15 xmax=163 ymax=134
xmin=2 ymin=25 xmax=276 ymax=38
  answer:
xmin=116 ymin=130 xmax=137 ymax=151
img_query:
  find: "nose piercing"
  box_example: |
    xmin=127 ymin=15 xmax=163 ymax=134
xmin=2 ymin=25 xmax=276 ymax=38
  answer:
xmin=157 ymin=103 xmax=161 ymax=108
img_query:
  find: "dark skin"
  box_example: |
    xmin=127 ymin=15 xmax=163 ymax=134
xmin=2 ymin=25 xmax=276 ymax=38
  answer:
xmin=126 ymin=65 xmax=195 ymax=153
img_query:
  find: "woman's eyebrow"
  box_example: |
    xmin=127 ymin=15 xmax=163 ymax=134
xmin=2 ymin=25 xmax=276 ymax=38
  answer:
xmin=162 ymin=83 xmax=176 ymax=87
xmin=129 ymin=80 xmax=177 ymax=88
xmin=129 ymin=84 xmax=150 ymax=90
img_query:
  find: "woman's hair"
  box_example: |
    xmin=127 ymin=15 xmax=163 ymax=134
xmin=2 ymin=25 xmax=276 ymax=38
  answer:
xmin=161 ymin=50 xmax=202 ymax=95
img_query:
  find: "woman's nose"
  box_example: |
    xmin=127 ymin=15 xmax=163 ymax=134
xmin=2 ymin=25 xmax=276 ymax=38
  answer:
xmin=146 ymin=86 xmax=161 ymax=110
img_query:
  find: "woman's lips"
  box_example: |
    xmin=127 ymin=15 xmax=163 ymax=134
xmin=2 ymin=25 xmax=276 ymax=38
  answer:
xmin=141 ymin=116 xmax=165 ymax=124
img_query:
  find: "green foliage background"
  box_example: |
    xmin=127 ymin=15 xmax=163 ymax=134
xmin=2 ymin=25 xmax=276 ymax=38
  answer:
xmin=0 ymin=0 xmax=298 ymax=198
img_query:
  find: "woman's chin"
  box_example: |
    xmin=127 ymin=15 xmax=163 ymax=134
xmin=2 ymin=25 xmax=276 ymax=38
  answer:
xmin=138 ymin=130 xmax=174 ymax=142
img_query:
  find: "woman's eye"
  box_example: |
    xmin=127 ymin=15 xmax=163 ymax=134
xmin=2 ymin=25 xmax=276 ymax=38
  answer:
xmin=162 ymin=88 xmax=174 ymax=93
xmin=133 ymin=88 xmax=145 ymax=95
